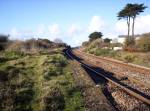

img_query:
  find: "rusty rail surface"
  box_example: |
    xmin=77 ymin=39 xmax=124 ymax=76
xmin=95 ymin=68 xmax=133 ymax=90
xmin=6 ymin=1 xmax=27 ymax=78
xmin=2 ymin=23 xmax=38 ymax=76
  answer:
xmin=65 ymin=48 xmax=150 ymax=105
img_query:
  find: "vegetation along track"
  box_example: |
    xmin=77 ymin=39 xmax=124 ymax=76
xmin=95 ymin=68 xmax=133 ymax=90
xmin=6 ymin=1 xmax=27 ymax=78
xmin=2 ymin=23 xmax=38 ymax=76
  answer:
xmin=65 ymin=48 xmax=150 ymax=108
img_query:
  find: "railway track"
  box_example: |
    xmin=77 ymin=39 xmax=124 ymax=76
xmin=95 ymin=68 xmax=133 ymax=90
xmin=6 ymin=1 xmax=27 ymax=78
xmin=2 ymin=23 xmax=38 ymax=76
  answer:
xmin=73 ymin=49 xmax=150 ymax=93
xmin=74 ymin=49 xmax=150 ymax=75
xmin=65 ymin=48 xmax=150 ymax=108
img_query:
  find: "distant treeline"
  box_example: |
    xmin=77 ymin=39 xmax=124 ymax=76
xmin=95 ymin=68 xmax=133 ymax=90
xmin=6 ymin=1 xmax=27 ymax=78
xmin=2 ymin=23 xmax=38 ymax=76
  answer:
xmin=0 ymin=35 xmax=66 ymax=52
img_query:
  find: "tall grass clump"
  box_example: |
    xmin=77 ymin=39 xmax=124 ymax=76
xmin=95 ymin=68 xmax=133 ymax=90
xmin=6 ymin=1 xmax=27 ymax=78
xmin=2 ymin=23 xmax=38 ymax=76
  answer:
xmin=50 ymin=54 xmax=68 ymax=67
xmin=122 ymin=54 xmax=136 ymax=63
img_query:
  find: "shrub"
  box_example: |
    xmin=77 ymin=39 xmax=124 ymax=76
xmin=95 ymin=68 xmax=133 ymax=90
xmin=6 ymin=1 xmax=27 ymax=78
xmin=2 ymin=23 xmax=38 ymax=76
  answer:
xmin=0 ymin=35 xmax=9 ymax=50
xmin=88 ymin=48 xmax=95 ymax=54
xmin=137 ymin=35 xmax=150 ymax=51
xmin=108 ymin=50 xmax=118 ymax=57
xmin=7 ymin=41 xmax=24 ymax=52
xmin=50 ymin=54 xmax=68 ymax=67
xmin=66 ymin=85 xmax=80 ymax=97
xmin=7 ymin=67 xmax=21 ymax=80
xmin=124 ymin=37 xmax=135 ymax=47
xmin=4 ymin=51 xmax=26 ymax=60
xmin=94 ymin=49 xmax=111 ymax=56
xmin=14 ymin=88 xmax=34 ymax=111
xmin=0 ymin=70 xmax=8 ymax=81
xmin=82 ymin=41 xmax=89 ymax=46
xmin=123 ymin=54 xmax=136 ymax=63
xmin=43 ymin=66 xmax=63 ymax=80
xmin=15 ymin=88 xmax=34 ymax=104
xmin=43 ymin=87 xmax=65 ymax=111
xmin=0 ymin=56 xmax=9 ymax=62
xmin=15 ymin=79 xmax=34 ymax=89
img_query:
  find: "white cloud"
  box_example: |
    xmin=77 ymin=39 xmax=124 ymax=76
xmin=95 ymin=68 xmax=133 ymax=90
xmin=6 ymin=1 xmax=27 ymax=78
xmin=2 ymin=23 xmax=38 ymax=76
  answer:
xmin=66 ymin=23 xmax=88 ymax=46
xmin=8 ymin=16 xmax=106 ymax=46
xmin=10 ymin=28 xmax=22 ymax=40
xmin=65 ymin=16 xmax=106 ymax=46
xmin=88 ymin=16 xmax=105 ymax=32
xmin=48 ymin=24 xmax=60 ymax=35
xmin=115 ymin=20 xmax=127 ymax=35
xmin=67 ymin=24 xmax=82 ymax=36
xmin=134 ymin=15 xmax=150 ymax=34
xmin=47 ymin=24 xmax=62 ymax=41
xmin=37 ymin=24 xmax=45 ymax=34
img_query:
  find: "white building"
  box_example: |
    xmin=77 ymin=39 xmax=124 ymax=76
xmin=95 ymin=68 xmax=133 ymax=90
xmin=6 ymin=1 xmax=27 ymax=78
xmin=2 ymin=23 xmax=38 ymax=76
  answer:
xmin=117 ymin=35 xmax=141 ymax=44
xmin=118 ymin=37 xmax=126 ymax=44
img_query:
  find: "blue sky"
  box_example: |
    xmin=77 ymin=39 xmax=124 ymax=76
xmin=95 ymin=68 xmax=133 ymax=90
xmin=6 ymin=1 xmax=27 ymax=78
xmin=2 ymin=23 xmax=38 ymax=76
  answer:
xmin=1 ymin=0 xmax=150 ymax=46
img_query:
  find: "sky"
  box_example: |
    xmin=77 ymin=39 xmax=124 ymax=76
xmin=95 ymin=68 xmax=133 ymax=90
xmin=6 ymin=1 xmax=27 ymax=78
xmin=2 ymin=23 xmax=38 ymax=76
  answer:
xmin=0 ymin=0 xmax=150 ymax=46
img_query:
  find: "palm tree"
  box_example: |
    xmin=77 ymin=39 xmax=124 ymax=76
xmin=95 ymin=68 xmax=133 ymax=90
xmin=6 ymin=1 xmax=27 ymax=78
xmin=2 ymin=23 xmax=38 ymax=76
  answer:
xmin=117 ymin=4 xmax=133 ymax=39
xmin=130 ymin=4 xmax=147 ymax=38
xmin=118 ymin=3 xmax=147 ymax=47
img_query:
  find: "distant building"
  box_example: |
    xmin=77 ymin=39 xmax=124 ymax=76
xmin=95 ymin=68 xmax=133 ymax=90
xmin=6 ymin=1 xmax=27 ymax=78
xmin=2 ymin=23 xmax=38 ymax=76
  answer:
xmin=113 ymin=47 xmax=122 ymax=51
xmin=111 ymin=38 xmax=118 ymax=44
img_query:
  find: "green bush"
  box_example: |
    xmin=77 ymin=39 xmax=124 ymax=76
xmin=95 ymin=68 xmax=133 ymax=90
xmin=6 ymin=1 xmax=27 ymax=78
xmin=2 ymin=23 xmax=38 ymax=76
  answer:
xmin=7 ymin=66 xmax=21 ymax=78
xmin=43 ymin=66 xmax=63 ymax=80
xmin=0 ymin=70 xmax=8 ymax=81
xmin=137 ymin=36 xmax=150 ymax=51
xmin=50 ymin=54 xmax=68 ymax=67
xmin=66 ymin=85 xmax=80 ymax=97
xmin=15 ymin=89 xmax=34 ymax=104
xmin=43 ymin=87 xmax=65 ymax=111
xmin=94 ymin=49 xmax=111 ymax=56
xmin=88 ymin=48 xmax=95 ymax=54
xmin=107 ymin=50 xmax=118 ymax=57
xmin=3 ymin=51 xmax=26 ymax=60
xmin=15 ymin=88 xmax=34 ymax=111
xmin=123 ymin=54 xmax=136 ymax=63
xmin=0 ymin=56 xmax=9 ymax=62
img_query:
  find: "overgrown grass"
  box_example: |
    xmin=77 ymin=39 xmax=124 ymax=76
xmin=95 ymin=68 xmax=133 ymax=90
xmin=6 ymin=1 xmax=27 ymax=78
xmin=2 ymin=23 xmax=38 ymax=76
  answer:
xmin=0 ymin=50 xmax=84 ymax=111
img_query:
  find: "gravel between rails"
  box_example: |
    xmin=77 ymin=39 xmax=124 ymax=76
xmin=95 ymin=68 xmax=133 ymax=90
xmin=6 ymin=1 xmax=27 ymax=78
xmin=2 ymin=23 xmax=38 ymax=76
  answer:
xmin=107 ymin=82 xmax=150 ymax=111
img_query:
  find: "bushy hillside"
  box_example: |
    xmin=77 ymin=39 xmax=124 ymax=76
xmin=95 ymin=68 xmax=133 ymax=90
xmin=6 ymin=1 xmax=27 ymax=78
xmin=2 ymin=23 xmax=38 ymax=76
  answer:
xmin=0 ymin=35 xmax=66 ymax=53
xmin=0 ymin=50 xmax=84 ymax=111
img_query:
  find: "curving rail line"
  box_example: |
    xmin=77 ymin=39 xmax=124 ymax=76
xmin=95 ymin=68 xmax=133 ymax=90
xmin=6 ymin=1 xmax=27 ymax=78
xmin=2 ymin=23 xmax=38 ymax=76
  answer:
xmin=65 ymin=48 xmax=150 ymax=105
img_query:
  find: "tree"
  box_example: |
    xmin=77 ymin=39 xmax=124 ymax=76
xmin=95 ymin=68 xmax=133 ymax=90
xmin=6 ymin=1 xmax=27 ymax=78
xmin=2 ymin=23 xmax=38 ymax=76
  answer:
xmin=117 ymin=3 xmax=147 ymax=47
xmin=54 ymin=38 xmax=63 ymax=43
xmin=117 ymin=4 xmax=133 ymax=39
xmin=124 ymin=37 xmax=135 ymax=47
xmin=104 ymin=38 xmax=111 ymax=43
xmin=130 ymin=4 xmax=147 ymax=38
xmin=0 ymin=35 xmax=9 ymax=50
xmin=89 ymin=32 xmax=103 ymax=41
xmin=82 ymin=41 xmax=89 ymax=46
xmin=0 ymin=35 xmax=9 ymax=42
